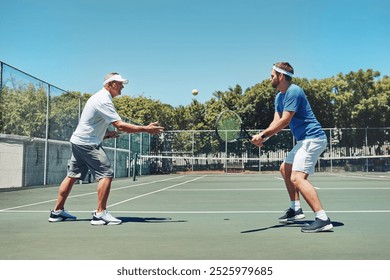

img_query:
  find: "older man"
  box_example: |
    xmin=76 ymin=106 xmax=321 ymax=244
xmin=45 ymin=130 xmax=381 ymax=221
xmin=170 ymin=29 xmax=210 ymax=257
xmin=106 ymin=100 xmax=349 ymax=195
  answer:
xmin=49 ymin=73 xmax=164 ymax=225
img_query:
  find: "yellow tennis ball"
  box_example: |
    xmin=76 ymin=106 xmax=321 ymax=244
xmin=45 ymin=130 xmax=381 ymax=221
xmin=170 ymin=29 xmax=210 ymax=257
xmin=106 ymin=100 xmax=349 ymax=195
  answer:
xmin=192 ymin=89 xmax=199 ymax=96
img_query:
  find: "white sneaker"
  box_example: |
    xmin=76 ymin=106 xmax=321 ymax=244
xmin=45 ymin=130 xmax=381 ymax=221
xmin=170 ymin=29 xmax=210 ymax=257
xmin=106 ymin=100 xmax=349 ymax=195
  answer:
xmin=90 ymin=210 xmax=122 ymax=226
xmin=48 ymin=209 xmax=77 ymax=222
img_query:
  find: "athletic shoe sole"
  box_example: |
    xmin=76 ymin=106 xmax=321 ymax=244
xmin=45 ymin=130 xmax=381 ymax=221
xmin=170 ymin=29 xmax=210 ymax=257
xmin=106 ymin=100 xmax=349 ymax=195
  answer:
xmin=48 ymin=212 xmax=77 ymax=222
xmin=48 ymin=217 xmax=64 ymax=222
xmin=91 ymin=220 xmax=122 ymax=226
xmin=301 ymin=222 xmax=334 ymax=233
xmin=279 ymin=213 xmax=306 ymax=223
xmin=90 ymin=218 xmax=122 ymax=226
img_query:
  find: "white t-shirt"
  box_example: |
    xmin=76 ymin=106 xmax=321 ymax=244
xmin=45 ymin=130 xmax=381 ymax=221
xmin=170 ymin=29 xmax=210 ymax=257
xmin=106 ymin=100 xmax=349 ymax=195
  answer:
xmin=70 ymin=88 xmax=121 ymax=145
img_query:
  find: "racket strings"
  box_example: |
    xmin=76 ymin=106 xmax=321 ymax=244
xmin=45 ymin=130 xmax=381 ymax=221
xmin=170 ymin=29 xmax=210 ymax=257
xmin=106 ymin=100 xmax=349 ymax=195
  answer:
xmin=216 ymin=111 xmax=252 ymax=142
xmin=216 ymin=111 xmax=242 ymax=142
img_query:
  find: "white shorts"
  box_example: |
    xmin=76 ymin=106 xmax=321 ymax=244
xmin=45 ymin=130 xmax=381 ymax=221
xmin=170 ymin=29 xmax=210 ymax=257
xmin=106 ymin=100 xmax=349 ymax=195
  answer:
xmin=285 ymin=138 xmax=327 ymax=175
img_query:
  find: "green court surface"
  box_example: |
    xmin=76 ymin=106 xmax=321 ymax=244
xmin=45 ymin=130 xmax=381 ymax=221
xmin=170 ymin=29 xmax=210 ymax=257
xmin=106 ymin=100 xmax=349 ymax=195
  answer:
xmin=0 ymin=172 xmax=389 ymax=260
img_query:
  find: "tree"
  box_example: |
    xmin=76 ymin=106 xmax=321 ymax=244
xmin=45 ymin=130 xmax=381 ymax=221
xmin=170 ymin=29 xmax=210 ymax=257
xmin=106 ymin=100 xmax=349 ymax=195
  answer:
xmin=49 ymin=91 xmax=82 ymax=140
xmin=2 ymin=68 xmax=388 ymax=157
xmin=1 ymin=84 xmax=47 ymax=137
xmin=294 ymin=77 xmax=336 ymax=128
xmin=239 ymin=80 xmax=275 ymax=129
xmin=113 ymin=95 xmax=175 ymax=129
xmin=332 ymin=69 xmax=382 ymax=128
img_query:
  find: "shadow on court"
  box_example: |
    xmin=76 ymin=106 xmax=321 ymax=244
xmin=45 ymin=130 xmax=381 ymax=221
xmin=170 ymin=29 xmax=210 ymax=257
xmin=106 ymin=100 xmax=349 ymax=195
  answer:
xmin=241 ymin=220 xmax=345 ymax=234
xmin=58 ymin=217 xmax=188 ymax=224
xmin=118 ymin=217 xmax=188 ymax=223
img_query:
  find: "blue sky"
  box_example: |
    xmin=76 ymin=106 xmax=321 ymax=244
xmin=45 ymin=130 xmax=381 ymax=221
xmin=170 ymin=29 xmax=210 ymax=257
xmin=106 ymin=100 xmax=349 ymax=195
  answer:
xmin=1 ymin=0 xmax=389 ymax=106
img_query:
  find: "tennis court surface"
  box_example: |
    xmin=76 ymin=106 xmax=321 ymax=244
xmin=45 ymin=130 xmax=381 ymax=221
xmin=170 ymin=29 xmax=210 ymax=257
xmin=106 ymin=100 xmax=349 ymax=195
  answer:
xmin=0 ymin=172 xmax=389 ymax=260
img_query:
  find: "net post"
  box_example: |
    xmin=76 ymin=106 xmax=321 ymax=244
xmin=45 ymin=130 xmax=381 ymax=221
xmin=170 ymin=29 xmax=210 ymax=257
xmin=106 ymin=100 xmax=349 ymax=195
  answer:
xmin=224 ymin=130 xmax=228 ymax=173
xmin=132 ymin=153 xmax=138 ymax=181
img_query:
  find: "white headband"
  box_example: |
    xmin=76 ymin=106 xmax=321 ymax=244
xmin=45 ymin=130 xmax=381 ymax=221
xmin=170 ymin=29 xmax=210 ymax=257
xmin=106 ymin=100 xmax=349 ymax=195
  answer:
xmin=103 ymin=74 xmax=129 ymax=85
xmin=272 ymin=66 xmax=294 ymax=77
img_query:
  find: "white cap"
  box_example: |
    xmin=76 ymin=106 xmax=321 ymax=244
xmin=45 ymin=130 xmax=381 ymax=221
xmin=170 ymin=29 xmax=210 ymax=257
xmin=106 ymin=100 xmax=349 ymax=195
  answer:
xmin=103 ymin=74 xmax=129 ymax=85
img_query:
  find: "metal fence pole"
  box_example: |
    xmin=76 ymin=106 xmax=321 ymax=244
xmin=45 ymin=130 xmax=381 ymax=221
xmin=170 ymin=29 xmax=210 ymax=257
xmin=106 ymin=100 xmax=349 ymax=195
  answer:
xmin=133 ymin=153 xmax=138 ymax=181
xmin=329 ymin=128 xmax=333 ymax=172
xmin=114 ymin=137 xmax=117 ymax=178
xmin=0 ymin=62 xmax=3 ymax=133
xmin=78 ymin=94 xmax=82 ymax=121
xmin=0 ymin=61 xmax=2 ymax=88
xmin=128 ymin=133 xmax=131 ymax=177
xmin=192 ymin=130 xmax=194 ymax=171
xmin=140 ymin=133 xmax=143 ymax=175
xmin=43 ymin=85 xmax=50 ymax=185
xmin=225 ymin=131 xmax=228 ymax=173
xmin=258 ymin=130 xmax=261 ymax=172
xmin=365 ymin=127 xmax=369 ymax=172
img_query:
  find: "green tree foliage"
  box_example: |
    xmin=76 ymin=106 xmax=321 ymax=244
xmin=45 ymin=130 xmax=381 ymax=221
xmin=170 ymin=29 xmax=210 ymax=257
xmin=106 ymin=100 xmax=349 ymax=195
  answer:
xmin=2 ymin=69 xmax=388 ymax=149
xmin=113 ymin=95 xmax=175 ymax=129
xmin=332 ymin=69 xmax=385 ymax=128
xmin=1 ymin=84 xmax=47 ymax=137
xmin=240 ymin=81 xmax=275 ymax=129
xmin=294 ymin=77 xmax=335 ymax=128
xmin=49 ymin=91 xmax=82 ymax=140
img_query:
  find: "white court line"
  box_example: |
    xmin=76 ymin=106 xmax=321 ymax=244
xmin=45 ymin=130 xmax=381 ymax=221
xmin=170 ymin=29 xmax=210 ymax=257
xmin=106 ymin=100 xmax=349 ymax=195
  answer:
xmin=316 ymin=187 xmax=390 ymax=190
xmin=108 ymin=175 xmax=207 ymax=208
xmin=277 ymin=174 xmax=390 ymax=181
xmin=111 ymin=175 xmax=185 ymax=192
xmin=2 ymin=210 xmax=390 ymax=214
xmin=167 ymin=187 xmax=390 ymax=191
xmin=0 ymin=175 xmax=184 ymax=212
xmin=167 ymin=188 xmax=286 ymax=191
xmin=333 ymin=174 xmax=390 ymax=180
xmin=1 ymin=174 xmax=389 ymax=213
xmin=0 ymin=198 xmax=59 ymax=212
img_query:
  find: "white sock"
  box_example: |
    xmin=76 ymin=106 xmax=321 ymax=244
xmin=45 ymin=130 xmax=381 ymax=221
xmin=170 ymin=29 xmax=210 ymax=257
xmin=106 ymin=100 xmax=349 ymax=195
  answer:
xmin=315 ymin=210 xmax=328 ymax=221
xmin=95 ymin=210 xmax=104 ymax=217
xmin=290 ymin=201 xmax=301 ymax=211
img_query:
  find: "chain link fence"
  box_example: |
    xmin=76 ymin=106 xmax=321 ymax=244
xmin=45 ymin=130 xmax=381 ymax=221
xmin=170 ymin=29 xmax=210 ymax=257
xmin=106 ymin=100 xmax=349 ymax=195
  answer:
xmin=141 ymin=128 xmax=389 ymax=174
xmin=0 ymin=61 xmax=154 ymax=188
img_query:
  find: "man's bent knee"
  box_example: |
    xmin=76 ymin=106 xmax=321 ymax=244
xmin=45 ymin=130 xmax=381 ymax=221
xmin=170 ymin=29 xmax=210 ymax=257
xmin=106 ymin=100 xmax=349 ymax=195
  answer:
xmin=291 ymin=171 xmax=308 ymax=187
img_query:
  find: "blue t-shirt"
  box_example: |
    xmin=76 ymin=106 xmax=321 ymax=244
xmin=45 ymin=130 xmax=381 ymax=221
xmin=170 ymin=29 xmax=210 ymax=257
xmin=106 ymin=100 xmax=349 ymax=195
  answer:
xmin=275 ymin=84 xmax=326 ymax=141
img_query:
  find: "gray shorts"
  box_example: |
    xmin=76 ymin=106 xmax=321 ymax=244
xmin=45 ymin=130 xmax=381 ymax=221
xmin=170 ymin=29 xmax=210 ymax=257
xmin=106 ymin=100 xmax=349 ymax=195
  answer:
xmin=68 ymin=143 xmax=114 ymax=180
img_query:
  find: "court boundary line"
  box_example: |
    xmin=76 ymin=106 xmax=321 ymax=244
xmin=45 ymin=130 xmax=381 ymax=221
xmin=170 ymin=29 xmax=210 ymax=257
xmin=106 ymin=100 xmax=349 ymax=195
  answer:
xmin=166 ymin=188 xmax=287 ymax=191
xmin=166 ymin=188 xmax=390 ymax=191
xmin=0 ymin=175 xmax=185 ymax=212
xmin=108 ymin=175 xmax=207 ymax=208
xmin=1 ymin=173 xmax=389 ymax=213
xmin=2 ymin=210 xmax=390 ymax=214
xmin=1 ymin=176 xmax=389 ymax=212
xmin=331 ymin=174 xmax=390 ymax=180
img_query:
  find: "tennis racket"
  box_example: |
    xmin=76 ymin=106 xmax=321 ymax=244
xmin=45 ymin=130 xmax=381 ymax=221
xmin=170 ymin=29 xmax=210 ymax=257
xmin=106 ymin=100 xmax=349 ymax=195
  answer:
xmin=103 ymin=130 xmax=120 ymax=140
xmin=215 ymin=110 xmax=252 ymax=143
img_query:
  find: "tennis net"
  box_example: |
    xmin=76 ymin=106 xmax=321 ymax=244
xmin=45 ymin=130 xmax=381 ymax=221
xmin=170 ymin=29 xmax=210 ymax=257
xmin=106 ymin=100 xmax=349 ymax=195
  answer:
xmin=134 ymin=154 xmax=390 ymax=176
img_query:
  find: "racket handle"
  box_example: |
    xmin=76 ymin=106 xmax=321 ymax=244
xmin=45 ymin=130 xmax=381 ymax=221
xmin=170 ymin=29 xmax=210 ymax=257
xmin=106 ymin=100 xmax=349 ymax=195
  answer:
xmin=260 ymin=133 xmax=269 ymax=142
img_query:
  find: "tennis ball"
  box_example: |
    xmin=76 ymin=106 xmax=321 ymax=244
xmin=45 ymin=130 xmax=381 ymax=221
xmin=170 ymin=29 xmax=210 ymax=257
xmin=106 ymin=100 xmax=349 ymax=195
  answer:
xmin=192 ymin=89 xmax=199 ymax=96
